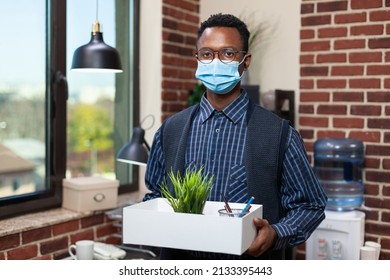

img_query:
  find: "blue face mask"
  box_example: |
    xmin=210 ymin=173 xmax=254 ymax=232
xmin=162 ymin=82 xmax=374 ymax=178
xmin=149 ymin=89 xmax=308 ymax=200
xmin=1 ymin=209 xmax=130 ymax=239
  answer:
xmin=195 ymin=59 xmax=242 ymax=95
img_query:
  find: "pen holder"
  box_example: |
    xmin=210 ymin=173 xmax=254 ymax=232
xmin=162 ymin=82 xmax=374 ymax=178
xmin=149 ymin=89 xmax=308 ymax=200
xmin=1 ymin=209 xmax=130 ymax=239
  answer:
xmin=218 ymin=208 xmax=249 ymax=218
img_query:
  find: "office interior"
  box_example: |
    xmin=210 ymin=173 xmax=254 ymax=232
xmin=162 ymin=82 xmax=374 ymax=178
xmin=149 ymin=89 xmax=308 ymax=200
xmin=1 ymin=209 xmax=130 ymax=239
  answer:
xmin=0 ymin=0 xmax=389 ymax=260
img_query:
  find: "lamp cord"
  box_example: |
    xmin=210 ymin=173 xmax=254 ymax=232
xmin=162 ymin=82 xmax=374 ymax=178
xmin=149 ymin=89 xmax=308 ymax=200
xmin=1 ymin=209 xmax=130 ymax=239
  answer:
xmin=140 ymin=114 xmax=155 ymax=131
xmin=96 ymin=0 xmax=99 ymax=21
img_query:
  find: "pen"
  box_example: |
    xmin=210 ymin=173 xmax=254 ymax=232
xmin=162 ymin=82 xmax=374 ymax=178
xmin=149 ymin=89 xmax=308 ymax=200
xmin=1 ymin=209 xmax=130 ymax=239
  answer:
xmin=224 ymin=205 xmax=234 ymax=217
xmin=222 ymin=194 xmax=234 ymax=217
xmin=238 ymin=196 xmax=254 ymax=217
xmin=222 ymin=194 xmax=232 ymax=213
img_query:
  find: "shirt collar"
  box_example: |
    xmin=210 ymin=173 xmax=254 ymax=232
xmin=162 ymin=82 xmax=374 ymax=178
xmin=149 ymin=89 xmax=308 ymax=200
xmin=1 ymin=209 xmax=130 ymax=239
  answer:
xmin=199 ymin=89 xmax=249 ymax=124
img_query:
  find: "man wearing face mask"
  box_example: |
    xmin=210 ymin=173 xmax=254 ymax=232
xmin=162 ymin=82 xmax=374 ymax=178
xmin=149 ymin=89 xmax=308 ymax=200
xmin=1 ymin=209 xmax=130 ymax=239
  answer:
xmin=143 ymin=13 xmax=327 ymax=260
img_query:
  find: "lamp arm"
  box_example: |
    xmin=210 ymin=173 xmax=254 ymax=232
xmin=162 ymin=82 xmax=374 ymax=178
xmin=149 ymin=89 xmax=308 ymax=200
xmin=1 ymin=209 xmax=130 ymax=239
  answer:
xmin=143 ymin=139 xmax=151 ymax=152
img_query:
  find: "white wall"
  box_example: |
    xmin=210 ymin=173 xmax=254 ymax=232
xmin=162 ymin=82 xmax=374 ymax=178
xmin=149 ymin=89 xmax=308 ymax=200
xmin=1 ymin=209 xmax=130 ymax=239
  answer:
xmin=140 ymin=0 xmax=162 ymax=141
xmin=138 ymin=0 xmax=162 ymax=196
xmin=200 ymin=0 xmax=300 ymax=97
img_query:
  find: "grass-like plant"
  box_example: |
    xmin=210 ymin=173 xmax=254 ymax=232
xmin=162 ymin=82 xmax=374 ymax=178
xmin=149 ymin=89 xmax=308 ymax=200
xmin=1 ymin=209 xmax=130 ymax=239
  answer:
xmin=160 ymin=166 xmax=213 ymax=214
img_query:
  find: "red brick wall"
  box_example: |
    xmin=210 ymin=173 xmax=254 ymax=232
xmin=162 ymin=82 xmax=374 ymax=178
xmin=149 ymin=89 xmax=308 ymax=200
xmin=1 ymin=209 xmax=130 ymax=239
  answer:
xmin=161 ymin=0 xmax=200 ymax=121
xmin=0 ymin=213 xmax=119 ymax=260
xmin=299 ymin=0 xmax=390 ymax=260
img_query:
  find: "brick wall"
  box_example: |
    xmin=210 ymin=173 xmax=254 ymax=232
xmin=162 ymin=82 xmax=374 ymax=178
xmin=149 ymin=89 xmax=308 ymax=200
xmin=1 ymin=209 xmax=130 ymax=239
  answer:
xmin=0 ymin=213 xmax=119 ymax=260
xmin=161 ymin=0 xmax=200 ymax=121
xmin=299 ymin=0 xmax=390 ymax=260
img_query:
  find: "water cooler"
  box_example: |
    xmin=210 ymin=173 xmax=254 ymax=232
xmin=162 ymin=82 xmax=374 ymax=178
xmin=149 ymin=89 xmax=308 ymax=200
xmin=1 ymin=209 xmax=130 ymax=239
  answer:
xmin=306 ymin=138 xmax=365 ymax=260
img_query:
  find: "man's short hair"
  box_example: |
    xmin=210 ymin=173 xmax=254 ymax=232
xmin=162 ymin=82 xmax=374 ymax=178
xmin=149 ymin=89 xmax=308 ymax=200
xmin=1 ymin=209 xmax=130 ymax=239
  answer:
xmin=197 ymin=13 xmax=250 ymax=52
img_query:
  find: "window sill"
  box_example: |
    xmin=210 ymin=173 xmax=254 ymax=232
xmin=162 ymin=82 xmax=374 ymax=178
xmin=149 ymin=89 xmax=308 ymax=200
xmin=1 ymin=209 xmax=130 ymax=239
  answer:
xmin=0 ymin=192 xmax=144 ymax=238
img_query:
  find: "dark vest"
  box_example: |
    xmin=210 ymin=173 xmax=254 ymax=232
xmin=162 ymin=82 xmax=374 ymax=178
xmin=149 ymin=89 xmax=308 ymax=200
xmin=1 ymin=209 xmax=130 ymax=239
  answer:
xmin=160 ymin=99 xmax=290 ymax=260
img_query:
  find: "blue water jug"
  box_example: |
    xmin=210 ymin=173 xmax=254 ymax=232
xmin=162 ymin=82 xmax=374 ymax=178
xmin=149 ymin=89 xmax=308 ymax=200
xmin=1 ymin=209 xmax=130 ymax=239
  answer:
xmin=314 ymin=138 xmax=364 ymax=211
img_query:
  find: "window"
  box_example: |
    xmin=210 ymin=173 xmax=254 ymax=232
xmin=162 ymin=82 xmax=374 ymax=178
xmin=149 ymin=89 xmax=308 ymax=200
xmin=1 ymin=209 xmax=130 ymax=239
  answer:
xmin=0 ymin=0 xmax=139 ymax=219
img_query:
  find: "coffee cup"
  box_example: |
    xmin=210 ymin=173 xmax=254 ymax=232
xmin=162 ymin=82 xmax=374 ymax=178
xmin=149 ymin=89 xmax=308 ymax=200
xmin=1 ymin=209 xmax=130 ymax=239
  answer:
xmin=360 ymin=246 xmax=376 ymax=260
xmin=364 ymin=241 xmax=381 ymax=260
xmin=68 ymin=240 xmax=94 ymax=260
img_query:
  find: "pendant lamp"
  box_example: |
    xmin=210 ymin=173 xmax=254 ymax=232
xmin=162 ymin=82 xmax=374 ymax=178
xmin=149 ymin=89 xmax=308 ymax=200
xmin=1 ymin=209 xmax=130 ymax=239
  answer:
xmin=71 ymin=1 xmax=122 ymax=73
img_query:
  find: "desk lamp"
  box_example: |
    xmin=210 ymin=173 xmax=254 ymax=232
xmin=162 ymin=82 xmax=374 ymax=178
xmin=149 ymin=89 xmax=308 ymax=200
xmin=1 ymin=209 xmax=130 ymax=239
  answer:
xmin=117 ymin=115 xmax=154 ymax=166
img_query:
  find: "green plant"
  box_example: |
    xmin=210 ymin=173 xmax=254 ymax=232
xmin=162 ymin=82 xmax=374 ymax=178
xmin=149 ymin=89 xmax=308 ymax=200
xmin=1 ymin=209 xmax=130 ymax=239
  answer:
xmin=188 ymin=83 xmax=206 ymax=106
xmin=160 ymin=167 xmax=214 ymax=214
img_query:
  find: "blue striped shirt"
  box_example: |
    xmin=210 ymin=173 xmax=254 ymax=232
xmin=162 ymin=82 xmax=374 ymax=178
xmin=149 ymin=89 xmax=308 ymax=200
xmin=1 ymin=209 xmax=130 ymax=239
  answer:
xmin=144 ymin=92 xmax=326 ymax=251
xmin=185 ymin=92 xmax=249 ymax=204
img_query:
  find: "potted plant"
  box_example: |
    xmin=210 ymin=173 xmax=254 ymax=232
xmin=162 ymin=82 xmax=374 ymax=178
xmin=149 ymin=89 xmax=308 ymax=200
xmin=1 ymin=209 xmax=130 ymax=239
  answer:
xmin=160 ymin=166 xmax=213 ymax=214
xmin=188 ymin=82 xmax=206 ymax=106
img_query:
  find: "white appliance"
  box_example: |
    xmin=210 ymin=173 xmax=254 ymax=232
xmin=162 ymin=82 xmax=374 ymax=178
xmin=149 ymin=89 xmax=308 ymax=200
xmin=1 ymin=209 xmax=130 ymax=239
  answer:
xmin=306 ymin=210 xmax=365 ymax=260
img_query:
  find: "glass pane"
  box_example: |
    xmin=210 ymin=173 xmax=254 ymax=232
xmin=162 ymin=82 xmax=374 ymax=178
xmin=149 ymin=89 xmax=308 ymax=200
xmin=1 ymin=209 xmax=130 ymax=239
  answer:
xmin=0 ymin=1 xmax=46 ymax=199
xmin=66 ymin=0 xmax=117 ymax=179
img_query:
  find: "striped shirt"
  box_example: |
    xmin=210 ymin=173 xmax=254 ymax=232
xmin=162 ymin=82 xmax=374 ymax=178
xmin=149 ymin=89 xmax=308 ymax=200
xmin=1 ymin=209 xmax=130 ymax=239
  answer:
xmin=185 ymin=92 xmax=249 ymax=204
xmin=144 ymin=92 xmax=327 ymax=251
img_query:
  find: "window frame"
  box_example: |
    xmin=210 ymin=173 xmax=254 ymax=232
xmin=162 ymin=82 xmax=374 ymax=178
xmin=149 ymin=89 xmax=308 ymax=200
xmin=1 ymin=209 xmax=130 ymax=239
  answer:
xmin=115 ymin=0 xmax=140 ymax=194
xmin=0 ymin=0 xmax=140 ymax=219
xmin=0 ymin=0 xmax=65 ymax=219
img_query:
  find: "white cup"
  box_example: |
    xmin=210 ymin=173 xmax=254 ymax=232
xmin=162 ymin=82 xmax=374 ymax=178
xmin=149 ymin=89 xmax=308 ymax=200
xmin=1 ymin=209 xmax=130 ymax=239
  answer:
xmin=360 ymin=246 xmax=376 ymax=260
xmin=68 ymin=240 xmax=94 ymax=260
xmin=364 ymin=241 xmax=381 ymax=260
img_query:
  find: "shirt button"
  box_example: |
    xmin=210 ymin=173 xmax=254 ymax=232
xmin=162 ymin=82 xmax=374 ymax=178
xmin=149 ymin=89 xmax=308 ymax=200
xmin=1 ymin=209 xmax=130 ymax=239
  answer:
xmin=215 ymin=128 xmax=220 ymax=133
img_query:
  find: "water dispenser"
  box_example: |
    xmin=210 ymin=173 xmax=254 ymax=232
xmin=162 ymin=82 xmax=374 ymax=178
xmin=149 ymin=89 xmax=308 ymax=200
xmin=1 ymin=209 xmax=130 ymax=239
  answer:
xmin=307 ymin=138 xmax=366 ymax=260
xmin=306 ymin=210 xmax=365 ymax=260
xmin=314 ymin=138 xmax=364 ymax=211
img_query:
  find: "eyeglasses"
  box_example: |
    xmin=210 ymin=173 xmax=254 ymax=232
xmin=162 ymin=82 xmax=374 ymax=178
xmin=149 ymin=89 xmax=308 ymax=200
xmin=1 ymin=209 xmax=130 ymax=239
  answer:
xmin=195 ymin=47 xmax=247 ymax=64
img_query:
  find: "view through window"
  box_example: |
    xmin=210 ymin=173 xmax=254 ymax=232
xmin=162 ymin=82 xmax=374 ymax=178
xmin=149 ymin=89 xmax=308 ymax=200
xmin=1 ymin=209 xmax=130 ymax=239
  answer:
xmin=0 ymin=0 xmax=138 ymax=217
xmin=66 ymin=0 xmax=117 ymax=179
xmin=0 ymin=1 xmax=47 ymax=199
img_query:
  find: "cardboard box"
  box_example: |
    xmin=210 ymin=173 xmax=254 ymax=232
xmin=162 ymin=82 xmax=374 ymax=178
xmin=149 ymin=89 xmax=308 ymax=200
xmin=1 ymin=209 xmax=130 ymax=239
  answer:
xmin=62 ymin=176 xmax=119 ymax=212
xmin=122 ymin=198 xmax=262 ymax=255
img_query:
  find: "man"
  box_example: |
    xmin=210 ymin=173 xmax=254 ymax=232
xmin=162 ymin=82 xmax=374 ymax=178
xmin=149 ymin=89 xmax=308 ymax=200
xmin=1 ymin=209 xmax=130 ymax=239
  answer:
xmin=143 ymin=13 xmax=327 ymax=260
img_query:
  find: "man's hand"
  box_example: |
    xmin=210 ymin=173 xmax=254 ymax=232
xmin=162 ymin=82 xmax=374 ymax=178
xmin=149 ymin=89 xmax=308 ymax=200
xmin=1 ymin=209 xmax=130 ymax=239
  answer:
xmin=246 ymin=218 xmax=277 ymax=257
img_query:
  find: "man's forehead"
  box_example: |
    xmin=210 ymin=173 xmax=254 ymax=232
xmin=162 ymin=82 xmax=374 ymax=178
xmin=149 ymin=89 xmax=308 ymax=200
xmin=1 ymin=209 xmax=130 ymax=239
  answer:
xmin=198 ymin=27 xmax=242 ymax=48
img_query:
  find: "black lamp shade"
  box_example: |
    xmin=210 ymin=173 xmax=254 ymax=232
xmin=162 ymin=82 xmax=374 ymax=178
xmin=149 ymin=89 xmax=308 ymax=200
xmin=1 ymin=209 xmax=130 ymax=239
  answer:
xmin=71 ymin=32 xmax=123 ymax=73
xmin=117 ymin=127 xmax=149 ymax=166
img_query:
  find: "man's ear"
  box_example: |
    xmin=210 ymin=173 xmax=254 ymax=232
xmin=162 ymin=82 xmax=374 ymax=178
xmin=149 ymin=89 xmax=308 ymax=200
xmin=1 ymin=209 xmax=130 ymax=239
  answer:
xmin=244 ymin=54 xmax=251 ymax=70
